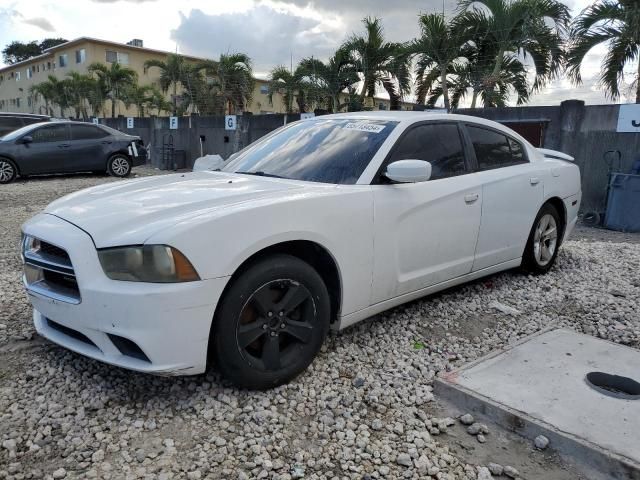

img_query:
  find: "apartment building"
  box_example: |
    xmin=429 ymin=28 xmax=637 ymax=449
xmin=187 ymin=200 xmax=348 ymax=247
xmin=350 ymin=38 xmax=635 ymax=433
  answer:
xmin=0 ymin=37 xmax=414 ymax=117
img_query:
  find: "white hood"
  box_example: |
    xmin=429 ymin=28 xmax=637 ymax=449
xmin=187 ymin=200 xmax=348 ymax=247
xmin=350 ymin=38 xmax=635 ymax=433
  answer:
xmin=44 ymin=171 xmax=309 ymax=247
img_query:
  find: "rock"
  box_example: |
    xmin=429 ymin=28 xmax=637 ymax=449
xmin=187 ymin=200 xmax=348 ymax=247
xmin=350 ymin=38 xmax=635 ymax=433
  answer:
xmin=187 ymin=471 xmax=202 ymax=480
xmin=534 ymin=435 xmax=549 ymax=450
xmin=2 ymin=439 xmax=16 ymax=452
xmin=488 ymin=463 xmax=503 ymax=476
xmin=477 ymin=434 xmax=486 ymax=443
xmin=504 ymin=465 xmax=519 ymax=478
xmin=371 ymin=419 xmax=383 ymax=431
xmin=460 ymin=413 xmax=475 ymax=425
xmin=477 ymin=466 xmax=493 ymax=480
xmin=467 ymin=423 xmax=488 ymax=435
xmin=52 ymin=468 xmax=67 ymax=479
xmin=396 ymin=453 xmax=412 ymax=467
xmin=352 ymin=377 xmax=365 ymax=388
xmin=379 ymin=465 xmax=390 ymax=475
xmin=290 ymin=464 xmax=305 ymax=478
xmin=489 ymin=301 xmax=521 ymax=316
xmin=91 ymin=449 xmax=105 ymax=463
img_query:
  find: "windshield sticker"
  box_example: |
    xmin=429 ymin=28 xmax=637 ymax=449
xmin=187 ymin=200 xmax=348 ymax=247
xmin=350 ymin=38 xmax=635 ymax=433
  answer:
xmin=344 ymin=122 xmax=386 ymax=134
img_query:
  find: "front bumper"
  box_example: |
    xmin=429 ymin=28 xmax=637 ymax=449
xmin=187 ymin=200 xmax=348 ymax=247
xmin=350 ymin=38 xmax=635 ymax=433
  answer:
xmin=23 ymin=213 xmax=228 ymax=376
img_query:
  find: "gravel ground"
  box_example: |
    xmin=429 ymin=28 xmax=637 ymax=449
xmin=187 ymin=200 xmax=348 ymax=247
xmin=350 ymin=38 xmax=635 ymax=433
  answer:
xmin=1 ymin=170 xmax=639 ymax=480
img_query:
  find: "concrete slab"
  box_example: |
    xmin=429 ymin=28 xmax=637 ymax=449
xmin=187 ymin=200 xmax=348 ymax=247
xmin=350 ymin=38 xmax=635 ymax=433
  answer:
xmin=435 ymin=329 xmax=640 ymax=480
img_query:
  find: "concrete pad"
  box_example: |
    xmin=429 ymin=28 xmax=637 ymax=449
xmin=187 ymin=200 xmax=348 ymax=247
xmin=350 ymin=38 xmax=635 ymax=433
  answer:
xmin=435 ymin=329 xmax=640 ymax=479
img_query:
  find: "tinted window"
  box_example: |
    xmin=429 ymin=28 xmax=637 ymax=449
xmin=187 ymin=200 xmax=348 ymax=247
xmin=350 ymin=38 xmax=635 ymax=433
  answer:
xmin=0 ymin=117 xmax=24 ymax=135
xmin=70 ymin=124 xmax=109 ymax=140
xmin=468 ymin=126 xmax=527 ymax=170
xmin=388 ymin=123 xmax=466 ymax=179
xmin=223 ymin=119 xmax=397 ymax=185
xmin=31 ymin=125 xmax=69 ymax=143
xmin=21 ymin=117 xmax=44 ymax=126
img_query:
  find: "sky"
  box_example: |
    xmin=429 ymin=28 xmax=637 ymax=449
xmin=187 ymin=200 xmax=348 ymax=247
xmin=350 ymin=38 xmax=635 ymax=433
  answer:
xmin=0 ymin=0 xmax=636 ymax=106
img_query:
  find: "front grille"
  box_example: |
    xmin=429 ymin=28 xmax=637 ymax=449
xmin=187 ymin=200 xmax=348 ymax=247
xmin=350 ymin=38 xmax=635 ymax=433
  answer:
xmin=39 ymin=241 xmax=70 ymax=263
xmin=46 ymin=318 xmax=98 ymax=349
xmin=107 ymin=334 xmax=150 ymax=362
xmin=23 ymin=237 xmax=81 ymax=304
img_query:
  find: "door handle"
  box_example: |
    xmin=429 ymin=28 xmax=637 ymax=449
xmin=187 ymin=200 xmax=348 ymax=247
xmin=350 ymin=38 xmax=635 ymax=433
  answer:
xmin=58 ymin=144 xmax=70 ymax=149
xmin=530 ymin=177 xmax=540 ymax=185
xmin=464 ymin=194 xmax=479 ymax=204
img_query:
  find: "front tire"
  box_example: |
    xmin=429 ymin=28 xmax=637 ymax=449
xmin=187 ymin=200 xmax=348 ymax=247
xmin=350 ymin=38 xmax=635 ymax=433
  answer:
xmin=211 ymin=254 xmax=331 ymax=389
xmin=107 ymin=154 xmax=132 ymax=178
xmin=0 ymin=158 xmax=17 ymax=184
xmin=522 ymin=203 xmax=562 ymax=274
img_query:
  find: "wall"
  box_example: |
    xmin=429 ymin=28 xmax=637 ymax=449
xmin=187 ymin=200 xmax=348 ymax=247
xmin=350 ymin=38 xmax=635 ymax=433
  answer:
xmin=457 ymin=101 xmax=640 ymax=214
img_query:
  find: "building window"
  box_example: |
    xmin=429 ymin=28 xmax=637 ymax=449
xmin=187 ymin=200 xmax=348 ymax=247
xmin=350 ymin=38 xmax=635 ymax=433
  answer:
xmin=260 ymin=85 xmax=269 ymax=94
xmin=75 ymin=48 xmax=86 ymax=64
xmin=59 ymin=54 xmax=68 ymax=67
xmin=16 ymin=98 xmax=20 ymax=108
xmin=27 ymin=67 xmax=32 ymax=79
xmin=378 ymin=102 xmax=387 ymax=110
xmin=15 ymin=71 xmax=20 ymax=81
xmin=47 ymin=62 xmax=51 ymax=70
xmin=28 ymin=97 xmax=32 ymax=107
xmin=106 ymin=50 xmax=129 ymax=65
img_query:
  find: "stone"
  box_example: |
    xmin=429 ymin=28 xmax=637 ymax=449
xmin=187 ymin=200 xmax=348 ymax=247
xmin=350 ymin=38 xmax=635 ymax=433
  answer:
xmin=534 ymin=435 xmax=549 ymax=450
xmin=477 ymin=466 xmax=493 ymax=480
xmin=488 ymin=463 xmax=503 ymax=476
xmin=504 ymin=466 xmax=519 ymax=478
xmin=52 ymin=468 xmax=67 ymax=479
xmin=459 ymin=413 xmax=475 ymax=425
xmin=396 ymin=453 xmax=412 ymax=467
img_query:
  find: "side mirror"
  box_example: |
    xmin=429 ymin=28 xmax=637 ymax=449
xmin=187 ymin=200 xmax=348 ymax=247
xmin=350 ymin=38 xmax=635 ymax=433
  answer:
xmin=384 ymin=160 xmax=432 ymax=183
xmin=20 ymin=136 xmax=33 ymax=144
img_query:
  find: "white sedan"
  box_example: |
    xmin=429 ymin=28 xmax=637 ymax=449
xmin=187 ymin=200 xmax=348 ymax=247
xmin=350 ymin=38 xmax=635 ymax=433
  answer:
xmin=21 ymin=112 xmax=581 ymax=389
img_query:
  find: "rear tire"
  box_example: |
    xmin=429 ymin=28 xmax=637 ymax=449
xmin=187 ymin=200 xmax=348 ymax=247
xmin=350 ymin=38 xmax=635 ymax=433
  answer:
xmin=211 ymin=254 xmax=330 ymax=389
xmin=107 ymin=154 xmax=132 ymax=178
xmin=522 ymin=203 xmax=562 ymax=274
xmin=0 ymin=158 xmax=17 ymax=184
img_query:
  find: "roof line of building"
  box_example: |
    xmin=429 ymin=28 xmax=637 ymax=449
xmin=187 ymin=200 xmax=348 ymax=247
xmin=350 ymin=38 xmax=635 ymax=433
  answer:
xmin=0 ymin=37 xmax=210 ymax=73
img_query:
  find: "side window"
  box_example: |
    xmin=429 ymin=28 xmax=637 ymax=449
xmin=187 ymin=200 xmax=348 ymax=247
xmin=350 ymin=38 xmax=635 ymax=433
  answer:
xmin=0 ymin=117 xmax=24 ymax=131
xmin=70 ymin=125 xmax=109 ymax=140
xmin=31 ymin=125 xmax=69 ymax=143
xmin=388 ymin=123 xmax=467 ymax=179
xmin=467 ymin=126 xmax=527 ymax=170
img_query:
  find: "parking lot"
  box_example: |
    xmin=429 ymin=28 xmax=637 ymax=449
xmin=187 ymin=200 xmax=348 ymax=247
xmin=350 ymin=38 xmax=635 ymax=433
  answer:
xmin=1 ymin=170 xmax=639 ymax=480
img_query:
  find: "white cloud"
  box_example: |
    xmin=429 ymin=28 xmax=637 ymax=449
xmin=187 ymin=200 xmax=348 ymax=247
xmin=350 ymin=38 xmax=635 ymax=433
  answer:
xmin=22 ymin=17 xmax=56 ymax=32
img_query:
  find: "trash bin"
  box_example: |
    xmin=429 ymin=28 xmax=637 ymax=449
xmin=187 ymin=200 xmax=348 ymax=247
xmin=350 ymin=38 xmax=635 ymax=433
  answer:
xmin=604 ymin=173 xmax=640 ymax=232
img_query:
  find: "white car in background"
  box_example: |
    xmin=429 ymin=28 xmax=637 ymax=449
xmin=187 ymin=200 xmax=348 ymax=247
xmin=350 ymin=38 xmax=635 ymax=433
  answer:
xmin=21 ymin=112 xmax=581 ymax=389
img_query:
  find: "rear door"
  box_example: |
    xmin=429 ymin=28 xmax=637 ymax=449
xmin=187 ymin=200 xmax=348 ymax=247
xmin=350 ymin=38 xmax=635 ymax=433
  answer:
xmin=371 ymin=122 xmax=483 ymax=303
xmin=66 ymin=124 xmax=112 ymax=172
xmin=17 ymin=124 xmax=70 ymax=175
xmin=463 ymin=124 xmax=544 ymax=271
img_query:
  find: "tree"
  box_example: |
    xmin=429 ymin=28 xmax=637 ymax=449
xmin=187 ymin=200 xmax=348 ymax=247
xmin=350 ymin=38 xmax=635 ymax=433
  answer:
xmin=2 ymin=38 xmax=67 ymax=64
xmin=29 ymin=75 xmax=71 ymax=117
xmin=298 ymin=48 xmax=359 ymax=113
xmin=568 ymin=0 xmax=640 ymax=103
xmin=268 ymin=66 xmax=308 ymax=113
xmin=65 ymin=72 xmax=98 ymax=119
xmin=29 ymin=80 xmax=56 ymax=116
xmin=144 ymin=54 xmax=191 ymax=115
xmin=197 ymin=53 xmax=255 ymax=114
xmin=343 ymin=17 xmax=411 ymax=109
xmin=88 ymin=62 xmax=138 ymax=117
xmin=457 ymin=0 xmax=570 ymax=98
xmin=410 ymin=14 xmax=468 ymax=111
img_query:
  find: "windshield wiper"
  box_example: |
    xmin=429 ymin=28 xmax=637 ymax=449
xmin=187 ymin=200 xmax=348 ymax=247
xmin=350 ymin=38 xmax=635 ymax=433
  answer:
xmin=235 ymin=171 xmax=287 ymax=179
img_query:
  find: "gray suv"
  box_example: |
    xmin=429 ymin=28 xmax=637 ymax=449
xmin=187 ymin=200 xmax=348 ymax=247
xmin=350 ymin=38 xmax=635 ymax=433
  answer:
xmin=0 ymin=113 xmax=52 ymax=137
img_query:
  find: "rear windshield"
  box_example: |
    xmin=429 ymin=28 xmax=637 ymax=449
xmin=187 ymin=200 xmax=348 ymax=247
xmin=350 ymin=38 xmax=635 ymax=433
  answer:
xmin=223 ymin=119 xmax=397 ymax=184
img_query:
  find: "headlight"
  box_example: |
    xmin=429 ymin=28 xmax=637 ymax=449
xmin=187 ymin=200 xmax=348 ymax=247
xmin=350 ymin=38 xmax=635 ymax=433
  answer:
xmin=97 ymin=245 xmax=200 ymax=283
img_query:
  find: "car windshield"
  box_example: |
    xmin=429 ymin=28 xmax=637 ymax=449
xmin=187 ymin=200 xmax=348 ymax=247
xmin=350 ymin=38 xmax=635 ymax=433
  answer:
xmin=222 ymin=118 xmax=398 ymax=184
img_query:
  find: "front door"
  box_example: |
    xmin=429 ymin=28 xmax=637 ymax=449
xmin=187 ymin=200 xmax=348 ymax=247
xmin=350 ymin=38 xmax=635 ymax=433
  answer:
xmin=17 ymin=124 xmax=70 ymax=175
xmin=370 ymin=122 xmax=483 ymax=304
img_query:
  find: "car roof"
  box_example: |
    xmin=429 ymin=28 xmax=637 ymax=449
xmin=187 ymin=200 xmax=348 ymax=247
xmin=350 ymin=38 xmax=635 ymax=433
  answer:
xmin=0 ymin=112 xmax=50 ymax=119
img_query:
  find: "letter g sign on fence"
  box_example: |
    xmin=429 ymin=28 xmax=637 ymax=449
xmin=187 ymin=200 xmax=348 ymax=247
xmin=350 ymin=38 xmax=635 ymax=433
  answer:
xmin=225 ymin=115 xmax=237 ymax=131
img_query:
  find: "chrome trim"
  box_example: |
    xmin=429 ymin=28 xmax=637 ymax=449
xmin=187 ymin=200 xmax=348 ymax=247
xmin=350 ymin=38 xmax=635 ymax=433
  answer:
xmin=24 ymin=254 xmax=75 ymax=276
xmin=23 ymin=278 xmax=81 ymax=305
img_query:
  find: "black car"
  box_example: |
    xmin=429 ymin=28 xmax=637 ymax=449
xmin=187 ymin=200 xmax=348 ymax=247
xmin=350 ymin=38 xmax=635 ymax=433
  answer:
xmin=0 ymin=112 xmax=52 ymax=137
xmin=0 ymin=121 xmax=147 ymax=184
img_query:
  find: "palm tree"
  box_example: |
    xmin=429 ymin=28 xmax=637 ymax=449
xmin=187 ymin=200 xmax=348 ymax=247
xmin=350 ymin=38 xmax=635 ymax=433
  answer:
xmin=88 ymin=62 xmax=138 ymax=117
xmin=410 ymin=14 xmax=469 ymax=111
xmin=568 ymin=0 xmax=640 ymax=103
xmin=343 ymin=16 xmax=411 ymax=109
xmin=30 ymin=79 xmax=56 ymax=116
xmin=197 ymin=53 xmax=255 ymax=114
xmin=30 ymin=75 xmax=72 ymax=117
xmin=65 ymin=72 xmax=97 ymax=119
xmin=268 ymin=66 xmax=308 ymax=113
xmin=122 ymin=84 xmax=158 ymax=117
xmin=298 ymin=48 xmax=359 ymax=112
xmin=144 ymin=54 xmax=191 ymax=115
xmin=457 ymin=0 xmax=570 ymax=97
